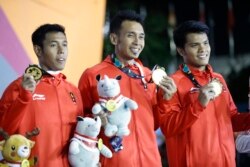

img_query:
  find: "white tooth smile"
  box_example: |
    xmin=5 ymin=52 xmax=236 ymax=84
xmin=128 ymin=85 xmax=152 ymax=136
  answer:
xmin=131 ymin=48 xmax=139 ymax=54
xmin=198 ymin=54 xmax=207 ymax=58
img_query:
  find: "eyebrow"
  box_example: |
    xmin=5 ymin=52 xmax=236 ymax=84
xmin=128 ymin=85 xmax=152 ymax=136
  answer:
xmin=49 ymin=40 xmax=68 ymax=43
xmin=127 ymin=31 xmax=145 ymax=36
xmin=187 ymin=39 xmax=208 ymax=44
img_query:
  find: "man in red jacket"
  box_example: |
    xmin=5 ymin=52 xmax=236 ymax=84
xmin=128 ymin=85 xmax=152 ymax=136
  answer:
xmin=0 ymin=24 xmax=83 ymax=166
xmin=159 ymin=20 xmax=250 ymax=167
xmin=78 ymin=10 xmax=176 ymax=167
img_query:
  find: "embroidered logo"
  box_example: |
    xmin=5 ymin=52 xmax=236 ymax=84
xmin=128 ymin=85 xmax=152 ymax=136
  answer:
xmin=33 ymin=93 xmax=46 ymax=101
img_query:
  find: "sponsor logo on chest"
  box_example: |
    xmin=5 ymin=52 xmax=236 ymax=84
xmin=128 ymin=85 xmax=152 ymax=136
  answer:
xmin=32 ymin=93 xmax=46 ymax=101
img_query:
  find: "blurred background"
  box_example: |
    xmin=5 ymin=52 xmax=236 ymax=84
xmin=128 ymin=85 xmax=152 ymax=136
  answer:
xmin=104 ymin=0 xmax=250 ymax=112
xmin=1 ymin=0 xmax=250 ymax=166
xmin=0 ymin=0 xmax=106 ymax=95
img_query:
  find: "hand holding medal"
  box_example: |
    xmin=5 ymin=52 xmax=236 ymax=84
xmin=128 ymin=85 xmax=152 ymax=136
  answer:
xmin=151 ymin=65 xmax=167 ymax=85
xmin=22 ymin=64 xmax=43 ymax=93
xmin=25 ymin=64 xmax=43 ymax=82
xmin=208 ymin=78 xmax=223 ymax=98
xmin=152 ymin=65 xmax=177 ymax=100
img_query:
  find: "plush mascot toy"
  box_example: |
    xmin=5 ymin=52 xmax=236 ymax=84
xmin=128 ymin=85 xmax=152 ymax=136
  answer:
xmin=92 ymin=74 xmax=138 ymax=152
xmin=68 ymin=116 xmax=112 ymax=167
xmin=0 ymin=128 xmax=40 ymax=167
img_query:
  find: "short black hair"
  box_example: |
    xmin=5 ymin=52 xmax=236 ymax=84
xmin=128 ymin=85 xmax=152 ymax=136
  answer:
xmin=32 ymin=24 xmax=65 ymax=48
xmin=109 ymin=10 xmax=144 ymax=34
xmin=173 ymin=20 xmax=209 ymax=48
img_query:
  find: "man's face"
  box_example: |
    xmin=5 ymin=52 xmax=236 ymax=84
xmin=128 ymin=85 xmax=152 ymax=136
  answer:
xmin=111 ymin=20 xmax=145 ymax=63
xmin=38 ymin=32 xmax=68 ymax=71
xmin=178 ymin=32 xmax=211 ymax=70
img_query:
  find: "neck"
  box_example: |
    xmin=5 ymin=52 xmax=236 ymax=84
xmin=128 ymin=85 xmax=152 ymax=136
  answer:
xmin=39 ymin=64 xmax=61 ymax=74
xmin=187 ymin=64 xmax=206 ymax=71
xmin=115 ymin=54 xmax=135 ymax=66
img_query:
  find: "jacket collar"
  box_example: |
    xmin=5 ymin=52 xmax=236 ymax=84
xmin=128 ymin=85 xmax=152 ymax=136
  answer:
xmin=180 ymin=64 xmax=213 ymax=77
xmin=40 ymin=73 xmax=67 ymax=85
xmin=104 ymin=55 xmax=144 ymax=68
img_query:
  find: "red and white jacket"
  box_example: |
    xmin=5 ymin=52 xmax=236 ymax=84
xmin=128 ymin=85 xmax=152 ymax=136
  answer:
xmin=159 ymin=64 xmax=250 ymax=167
xmin=78 ymin=55 xmax=162 ymax=167
xmin=0 ymin=73 xmax=83 ymax=167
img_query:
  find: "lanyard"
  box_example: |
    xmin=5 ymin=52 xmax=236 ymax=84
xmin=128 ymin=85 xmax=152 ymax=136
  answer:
xmin=182 ymin=64 xmax=202 ymax=88
xmin=111 ymin=54 xmax=148 ymax=89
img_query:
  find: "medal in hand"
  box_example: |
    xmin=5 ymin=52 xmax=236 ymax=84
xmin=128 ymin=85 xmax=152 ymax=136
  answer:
xmin=208 ymin=78 xmax=223 ymax=97
xmin=152 ymin=65 xmax=167 ymax=85
xmin=25 ymin=64 xmax=43 ymax=82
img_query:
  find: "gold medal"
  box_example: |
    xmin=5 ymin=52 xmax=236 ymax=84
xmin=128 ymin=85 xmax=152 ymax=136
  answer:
xmin=21 ymin=159 xmax=30 ymax=167
xmin=208 ymin=78 xmax=223 ymax=97
xmin=106 ymin=100 xmax=117 ymax=112
xmin=25 ymin=64 xmax=43 ymax=81
xmin=152 ymin=68 xmax=167 ymax=85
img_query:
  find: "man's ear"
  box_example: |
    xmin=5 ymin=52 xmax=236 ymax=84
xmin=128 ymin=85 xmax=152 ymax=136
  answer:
xmin=33 ymin=45 xmax=42 ymax=57
xmin=176 ymin=47 xmax=185 ymax=57
xmin=109 ymin=33 xmax=118 ymax=45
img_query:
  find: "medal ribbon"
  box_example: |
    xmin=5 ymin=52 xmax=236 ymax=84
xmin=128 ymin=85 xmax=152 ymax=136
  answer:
xmin=111 ymin=54 xmax=148 ymax=89
xmin=74 ymin=132 xmax=98 ymax=148
xmin=182 ymin=64 xmax=202 ymax=88
xmin=4 ymin=160 xmax=22 ymax=164
xmin=99 ymin=95 xmax=125 ymax=112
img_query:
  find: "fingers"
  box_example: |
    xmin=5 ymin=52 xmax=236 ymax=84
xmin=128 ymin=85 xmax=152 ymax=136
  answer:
xmin=204 ymin=84 xmax=216 ymax=99
xmin=198 ymin=85 xmax=216 ymax=107
xmin=22 ymin=73 xmax=37 ymax=93
xmin=160 ymin=76 xmax=175 ymax=87
xmin=158 ymin=76 xmax=177 ymax=100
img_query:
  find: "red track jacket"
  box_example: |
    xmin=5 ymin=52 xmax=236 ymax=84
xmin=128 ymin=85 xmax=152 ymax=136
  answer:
xmin=159 ymin=64 xmax=250 ymax=167
xmin=0 ymin=73 xmax=83 ymax=167
xmin=78 ymin=55 xmax=162 ymax=167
